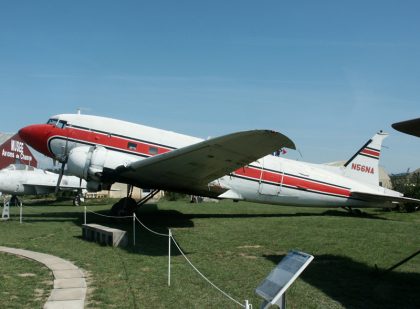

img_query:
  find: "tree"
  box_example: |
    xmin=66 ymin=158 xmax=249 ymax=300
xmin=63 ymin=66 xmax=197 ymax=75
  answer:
xmin=390 ymin=171 xmax=420 ymax=212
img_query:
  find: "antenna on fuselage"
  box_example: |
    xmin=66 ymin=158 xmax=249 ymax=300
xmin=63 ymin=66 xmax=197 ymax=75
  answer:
xmin=76 ymin=107 xmax=91 ymax=114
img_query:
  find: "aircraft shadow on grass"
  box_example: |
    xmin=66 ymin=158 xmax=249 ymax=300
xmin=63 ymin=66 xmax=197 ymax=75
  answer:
xmin=264 ymin=252 xmax=420 ymax=309
xmin=8 ymin=203 xmax=387 ymax=256
xmin=5 ymin=204 xmax=188 ymax=256
xmin=181 ymin=209 xmax=387 ymax=220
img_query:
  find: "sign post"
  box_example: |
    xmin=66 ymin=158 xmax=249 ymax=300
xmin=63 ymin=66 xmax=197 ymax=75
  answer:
xmin=168 ymin=229 xmax=172 ymax=287
xmin=133 ymin=213 xmax=136 ymax=246
xmin=256 ymin=250 xmax=314 ymax=309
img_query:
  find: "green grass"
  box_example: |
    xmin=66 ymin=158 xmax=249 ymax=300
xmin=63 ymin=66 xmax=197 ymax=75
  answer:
xmin=0 ymin=198 xmax=419 ymax=308
xmin=0 ymin=253 xmax=52 ymax=308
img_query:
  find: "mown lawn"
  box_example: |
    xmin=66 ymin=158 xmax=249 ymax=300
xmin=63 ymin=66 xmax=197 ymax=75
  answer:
xmin=0 ymin=198 xmax=419 ymax=308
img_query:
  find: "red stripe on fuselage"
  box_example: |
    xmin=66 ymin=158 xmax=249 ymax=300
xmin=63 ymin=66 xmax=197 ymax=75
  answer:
xmin=233 ymin=166 xmax=350 ymax=197
xmin=49 ymin=126 xmax=173 ymax=158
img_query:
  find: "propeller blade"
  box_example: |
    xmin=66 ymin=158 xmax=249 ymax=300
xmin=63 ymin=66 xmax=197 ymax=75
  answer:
xmin=55 ymin=162 xmax=66 ymax=194
xmin=55 ymin=137 xmax=71 ymax=194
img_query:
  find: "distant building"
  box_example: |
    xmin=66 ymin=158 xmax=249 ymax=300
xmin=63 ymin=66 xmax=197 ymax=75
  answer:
xmin=0 ymin=133 xmax=38 ymax=170
xmin=85 ymin=182 xmax=165 ymax=200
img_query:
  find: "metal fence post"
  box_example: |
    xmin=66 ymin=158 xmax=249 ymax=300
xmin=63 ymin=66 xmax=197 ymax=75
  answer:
xmin=168 ymin=229 xmax=172 ymax=287
xmin=133 ymin=213 xmax=136 ymax=247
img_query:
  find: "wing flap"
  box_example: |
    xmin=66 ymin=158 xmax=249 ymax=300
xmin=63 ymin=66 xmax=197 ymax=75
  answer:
xmin=114 ymin=130 xmax=295 ymax=193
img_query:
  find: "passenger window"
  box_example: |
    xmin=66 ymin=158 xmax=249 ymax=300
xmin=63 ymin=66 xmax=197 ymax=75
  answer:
xmin=128 ymin=142 xmax=137 ymax=150
xmin=149 ymin=146 xmax=158 ymax=155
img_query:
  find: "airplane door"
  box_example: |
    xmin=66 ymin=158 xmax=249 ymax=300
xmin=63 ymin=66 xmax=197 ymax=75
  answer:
xmin=258 ymin=157 xmax=284 ymax=196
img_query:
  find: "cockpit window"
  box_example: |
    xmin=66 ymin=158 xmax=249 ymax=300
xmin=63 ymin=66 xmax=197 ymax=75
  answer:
xmin=46 ymin=119 xmax=67 ymax=129
xmin=57 ymin=120 xmax=67 ymax=128
xmin=47 ymin=119 xmax=58 ymax=126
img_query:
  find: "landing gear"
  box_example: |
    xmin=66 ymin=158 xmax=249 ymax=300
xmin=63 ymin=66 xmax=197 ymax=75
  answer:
xmin=9 ymin=195 xmax=21 ymax=207
xmin=72 ymin=190 xmax=85 ymax=206
xmin=73 ymin=195 xmax=81 ymax=206
xmin=110 ymin=187 xmax=160 ymax=216
xmin=110 ymin=197 xmax=137 ymax=216
xmin=190 ymin=195 xmax=203 ymax=203
xmin=341 ymin=206 xmax=363 ymax=215
xmin=353 ymin=209 xmax=362 ymax=215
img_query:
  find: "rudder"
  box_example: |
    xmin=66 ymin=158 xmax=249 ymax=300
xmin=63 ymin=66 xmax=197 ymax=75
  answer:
xmin=343 ymin=131 xmax=388 ymax=186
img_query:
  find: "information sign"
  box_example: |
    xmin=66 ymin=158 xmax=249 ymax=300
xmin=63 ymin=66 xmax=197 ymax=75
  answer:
xmin=256 ymin=250 xmax=314 ymax=308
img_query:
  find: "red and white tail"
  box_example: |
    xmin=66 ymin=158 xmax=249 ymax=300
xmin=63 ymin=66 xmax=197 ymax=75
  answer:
xmin=343 ymin=131 xmax=388 ymax=186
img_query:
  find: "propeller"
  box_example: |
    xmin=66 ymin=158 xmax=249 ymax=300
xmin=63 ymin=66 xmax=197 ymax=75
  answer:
xmin=55 ymin=138 xmax=69 ymax=194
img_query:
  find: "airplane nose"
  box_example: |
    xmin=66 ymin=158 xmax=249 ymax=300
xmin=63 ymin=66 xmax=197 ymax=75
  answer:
xmin=18 ymin=126 xmax=33 ymax=142
xmin=18 ymin=124 xmax=51 ymax=156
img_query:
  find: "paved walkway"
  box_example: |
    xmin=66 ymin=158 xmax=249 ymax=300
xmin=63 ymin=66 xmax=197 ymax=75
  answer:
xmin=0 ymin=246 xmax=86 ymax=309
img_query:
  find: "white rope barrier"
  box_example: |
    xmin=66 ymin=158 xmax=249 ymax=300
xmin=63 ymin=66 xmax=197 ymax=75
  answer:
xmin=132 ymin=216 xmax=246 ymax=307
xmin=7 ymin=202 xmax=249 ymax=308
xmin=168 ymin=229 xmax=172 ymax=287
xmin=135 ymin=216 xmax=169 ymax=237
xmin=86 ymin=208 xmax=132 ymax=219
xmin=171 ymin=236 xmax=246 ymax=308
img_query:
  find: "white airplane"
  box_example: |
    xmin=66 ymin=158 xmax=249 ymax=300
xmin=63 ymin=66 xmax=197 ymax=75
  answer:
xmin=17 ymin=114 xmax=420 ymax=215
xmin=0 ymin=164 xmax=86 ymax=206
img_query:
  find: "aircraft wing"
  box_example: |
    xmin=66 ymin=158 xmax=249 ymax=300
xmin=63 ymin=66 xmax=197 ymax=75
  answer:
xmin=112 ymin=130 xmax=295 ymax=194
xmin=24 ymin=176 xmax=85 ymax=190
xmin=392 ymin=117 xmax=420 ymax=137
xmin=351 ymin=191 xmax=420 ymax=204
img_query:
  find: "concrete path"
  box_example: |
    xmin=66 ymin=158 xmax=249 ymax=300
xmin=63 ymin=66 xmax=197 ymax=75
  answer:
xmin=0 ymin=246 xmax=86 ymax=309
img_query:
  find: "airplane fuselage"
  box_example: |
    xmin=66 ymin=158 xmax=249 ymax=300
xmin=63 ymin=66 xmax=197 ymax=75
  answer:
xmin=0 ymin=164 xmax=84 ymax=196
xmin=19 ymin=114 xmax=402 ymax=208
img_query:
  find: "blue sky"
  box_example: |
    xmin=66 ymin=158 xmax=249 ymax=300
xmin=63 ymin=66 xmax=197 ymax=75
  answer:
xmin=1 ymin=1 xmax=419 ymax=173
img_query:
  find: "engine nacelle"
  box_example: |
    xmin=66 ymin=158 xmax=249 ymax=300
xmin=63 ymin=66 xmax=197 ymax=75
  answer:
xmin=86 ymin=180 xmax=102 ymax=192
xmin=67 ymin=146 xmax=108 ymax=181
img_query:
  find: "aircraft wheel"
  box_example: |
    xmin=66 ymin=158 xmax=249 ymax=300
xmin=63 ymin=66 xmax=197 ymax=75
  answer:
xmin=111 ymin=197 xmax=137 ymax=216
xmin=110 ymin=200 xmax=123 ymax=216
xmin=10 ymin=196 xmax=20 ymax=207
xmin=121 ymin=197 xmax=137 ymax=214
xmin=405 ymin=204 xmax=417 ymax=213
xmin=73 ymin=196 xmax=81 ymax=206
xmin=353 ymin=209 xmax=362 ymax=215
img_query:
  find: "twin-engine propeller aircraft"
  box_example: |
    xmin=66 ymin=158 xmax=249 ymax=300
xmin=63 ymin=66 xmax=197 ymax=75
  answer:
xmin=0 ymin=164 xmax=86 ymax=206
xmin=18 ymin=114 xmax=420 ymax=215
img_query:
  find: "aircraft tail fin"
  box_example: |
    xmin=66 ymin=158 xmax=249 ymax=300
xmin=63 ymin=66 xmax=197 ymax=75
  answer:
xmin=343 ymin=131 xmax=388 ymax=186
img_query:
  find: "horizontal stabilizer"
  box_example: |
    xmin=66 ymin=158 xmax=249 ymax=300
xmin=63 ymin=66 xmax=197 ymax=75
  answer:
xmin=351 ymin=191 xmax=420 ymax=205
xmin=218 ymin=189 xmax=244 ymax=200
